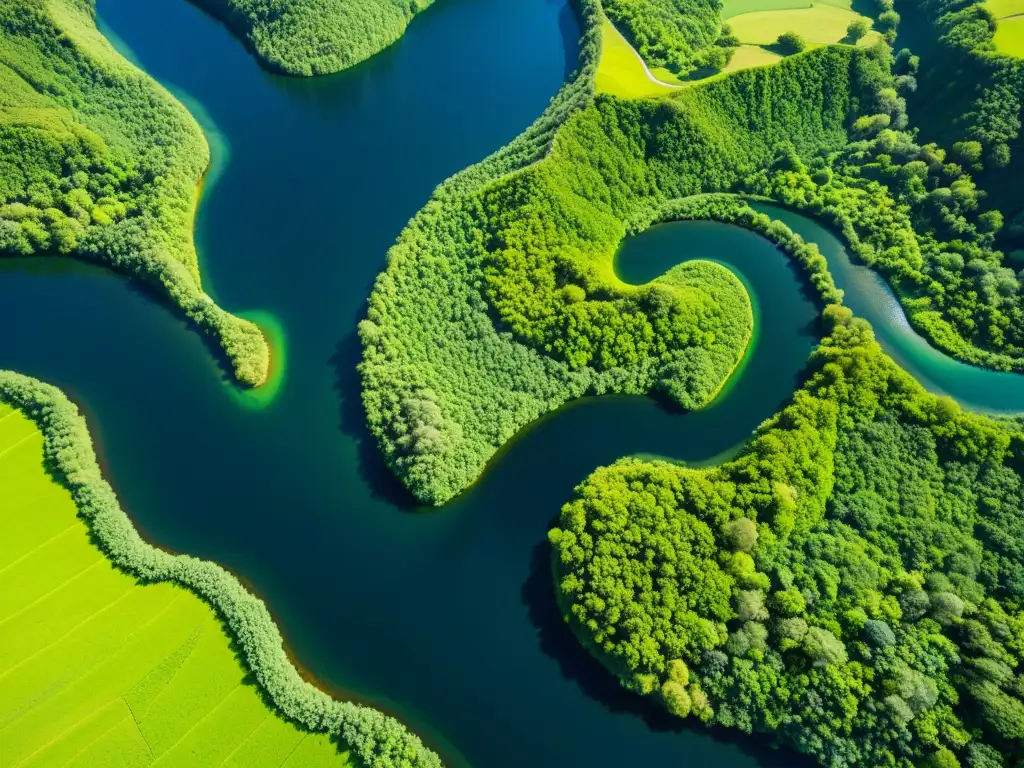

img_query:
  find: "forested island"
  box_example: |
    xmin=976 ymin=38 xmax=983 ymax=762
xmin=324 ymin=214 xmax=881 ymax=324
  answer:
xmin=361 ymin=0 xmax=1024 ymax=765
xmin=190 ymin=0 xmax=436 ymax=75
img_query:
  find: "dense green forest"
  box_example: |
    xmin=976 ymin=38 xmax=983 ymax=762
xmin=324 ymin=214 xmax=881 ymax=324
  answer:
xmin=192 ymin=0 xmax=435 ymax=76
xmin=361 ymin=23 xmax=900 ymax=504
xmin=602 ymin=0 xmax=731 ymax=75
xmin=0 ymin=0 xmax=268 ymax=385
xmin=551 ymin=307 xmax=1024 ymax=767
xmin=0 ymin=370 xmax=442 ymax=767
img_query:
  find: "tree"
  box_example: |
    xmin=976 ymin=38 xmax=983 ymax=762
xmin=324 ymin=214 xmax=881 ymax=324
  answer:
xmin=847 ymin=18 xmax=870 ymax=42
xmin=877 ymin=9 xmax=901 ymax=32
xmin=952 ymin=141 xmax=984 ymax=170
xmin=662 ymin=681 xmax=692 ymax=717
xmin=725 ymin=517 xmax=758 ymax=551
xmin=776 ymin=31 xmax=806 ymax=54
xmin=802 ymin=627 xmax=848 ymax=667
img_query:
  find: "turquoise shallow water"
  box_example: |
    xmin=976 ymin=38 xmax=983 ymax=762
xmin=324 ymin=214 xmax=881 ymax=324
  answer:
xmin=0 ymin=3 xmax=1019 ymax=767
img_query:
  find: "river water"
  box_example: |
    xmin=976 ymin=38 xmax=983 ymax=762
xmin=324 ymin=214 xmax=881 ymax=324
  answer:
xmin=0 ymin=1 xmax=1018 ymax=767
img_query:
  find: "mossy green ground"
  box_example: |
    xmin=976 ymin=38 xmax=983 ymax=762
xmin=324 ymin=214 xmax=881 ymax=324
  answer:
xmin=989 ymin=0 xmax=1024 ymax=56
xmin=0 ymin=404 xmax=351 ymax=767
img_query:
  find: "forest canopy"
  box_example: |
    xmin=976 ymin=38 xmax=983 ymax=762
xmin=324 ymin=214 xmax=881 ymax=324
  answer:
xmin=551 ymin=308 xmax=1024 ymax=768
xmin=0 ymin=0 xmax=268 ymax=385
xmin=192 ymin=0 xmax=436 ymax=76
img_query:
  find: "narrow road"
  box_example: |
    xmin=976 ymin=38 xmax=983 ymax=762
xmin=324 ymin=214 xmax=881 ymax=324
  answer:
xmin=607 ymin=19 xmax=683 ymax=89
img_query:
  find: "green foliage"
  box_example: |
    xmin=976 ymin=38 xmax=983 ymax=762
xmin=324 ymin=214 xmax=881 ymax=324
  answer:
xmin=602 ymin=0 xmax=732 ymax=75
xmin=848 ymin=18 xmax=870 ymax=42
xmin=552 ymin=311 xmax=1024 ymax=766
xmin=743 ymin=118 xmax=1024 ymax=371
xmin=192 ymin=0 xmax=435 ymax=76
xmin=0 ymin=0 xmax=268 ymax=385
xmin=775 ymin=30 xmax=806 ymax=54
xmin=0 ymin=371 xmax=441 ymax=768
xmin=361 ymin=37 xmax=866 ymax=504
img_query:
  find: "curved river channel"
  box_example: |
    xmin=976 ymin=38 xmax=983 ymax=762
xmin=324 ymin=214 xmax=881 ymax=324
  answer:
xmin=1 ymin=2 xmax=1022 ymax=767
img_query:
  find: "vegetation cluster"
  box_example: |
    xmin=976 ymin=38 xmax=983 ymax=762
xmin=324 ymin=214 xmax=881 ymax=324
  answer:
xmin=0 ymin=371 xmax=441 ymax=768
xmin=0 ymin=0 xmax=268 ymax=385
xmin=551 ymin=308 xmax=1024 ymax=768
xmin=601 ymin=0 xmax=734 ymax=75
xmin=191 ymin=0 xmax=435 ymax=76
xmin=0 ymin=401 xmax=354 ymax=767
xmin=360 ymin=25 xmax=880 ymax=504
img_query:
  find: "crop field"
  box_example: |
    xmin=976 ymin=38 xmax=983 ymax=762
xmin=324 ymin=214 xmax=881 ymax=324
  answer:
xmin=987 ymin=0 xmax=1024 ymax=19
xmin=721 ymin=0 xmax=850 ymax=20
xmin=989 ymin=0 xmax=1024 ymax=56
xmin=0 ymin=405 xmax=351 ymax=768
xmin=728 ymin=4 xmax=875 ymax=45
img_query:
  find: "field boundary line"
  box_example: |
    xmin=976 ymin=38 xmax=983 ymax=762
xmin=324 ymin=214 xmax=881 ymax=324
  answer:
xmin=0 ymin=592 xmax=189 ymax=733
xmin=0 ymin=560 xmax=105 ymax=630
xmin=147 ymin=682 xmax=245 ymax=767
xmin=216 ymin=711 xmax=273 ymax=767
xmin=0 ymin=523 xmax=82 ymax=580
xmin=0 ymin=432 xmax=41 ymax=464
xmin=12 ymin=699 xmax=136 ymax=768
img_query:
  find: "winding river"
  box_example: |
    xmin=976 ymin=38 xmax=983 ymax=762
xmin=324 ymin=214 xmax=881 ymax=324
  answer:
xmin=1 ymin=1 xmax=1021 ymax=767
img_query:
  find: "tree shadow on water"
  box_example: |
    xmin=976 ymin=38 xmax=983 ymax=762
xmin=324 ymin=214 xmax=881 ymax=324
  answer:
xmin=331 ymin=328 xmax=420 ymax=512
xmin=521 ymin=540 xmax=816 ymax=768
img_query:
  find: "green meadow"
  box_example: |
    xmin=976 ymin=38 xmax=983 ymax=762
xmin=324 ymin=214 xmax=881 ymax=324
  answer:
xmin=721 ymin=0 xmax=852 ymax=20
xmin=726 ymin=4 xmax=877 ymax=46
xmin=0 ymin=404 xmax=351 ymax=768
xmin=989 ymin=0 xmax=1024 ymax=56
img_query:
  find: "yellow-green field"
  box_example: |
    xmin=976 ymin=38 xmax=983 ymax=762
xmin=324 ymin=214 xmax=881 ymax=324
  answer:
xmin=596 ymin=20 xmax=786 ymax=99
xmin=989 ymin=0 xmax=1024 ymax=56
xmin=727 ymin=4 xmax=876 ymax=46
xmin=0 ymin=404 xmax=350 ymax=768
xmin=721 ymin=44 xmax=784 ymax=72
xmin=987 ymin=0 xmax=1024 ymax=18
xmin=595 ymin=18 xmax=682 ymax=99
xmin=721 ymin=0 xmax=851 ymax=20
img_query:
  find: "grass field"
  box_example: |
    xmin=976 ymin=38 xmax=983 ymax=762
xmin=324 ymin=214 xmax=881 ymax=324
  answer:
xmin=721 ymin=0 xmax=850 ymax=20
xmin=595 ymin=18 xmax=682 ymax=98
xmin=0 ymin=404 xmax=351 ymax=768
xmin=597 ymin=18 xmax=789 ymax=98
xmin=721 ymin=44 xmax=784 ymax=72
xmin=987 ymin=0 xmax=1024 ymax=18
xmin=994 ymin=17 xmax=1024 ymax=55
xmin=728 ymin=4 xmax=874 ymax=45
xmin=989 ymin=0 xmax=1024 ymax=56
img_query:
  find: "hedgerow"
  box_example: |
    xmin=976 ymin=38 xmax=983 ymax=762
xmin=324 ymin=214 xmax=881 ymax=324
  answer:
xmin=0 ymin=371 xmax=441 ymax=768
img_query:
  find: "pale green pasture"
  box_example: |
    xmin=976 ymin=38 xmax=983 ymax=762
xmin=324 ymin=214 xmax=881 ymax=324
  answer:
xmin=0 ymin=404 xmax=351 ymax=767
xmin=722 ymin=0 xmax=851 ymax=20
xmin=728 ymin=4 xmax=873 ymax=45
xmin=596 ymin=18 xmax=681 ymax=99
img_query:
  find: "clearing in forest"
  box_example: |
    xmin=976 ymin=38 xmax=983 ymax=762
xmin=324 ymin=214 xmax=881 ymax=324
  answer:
xmin=0 ymin=405 xmax=349 ymax=768
xmin=728 ymin=4 xmax=877 ymax=46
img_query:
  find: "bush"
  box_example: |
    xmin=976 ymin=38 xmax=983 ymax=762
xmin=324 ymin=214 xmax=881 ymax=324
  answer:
xmin=776 ymin=31 xmax=806 ymax=54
